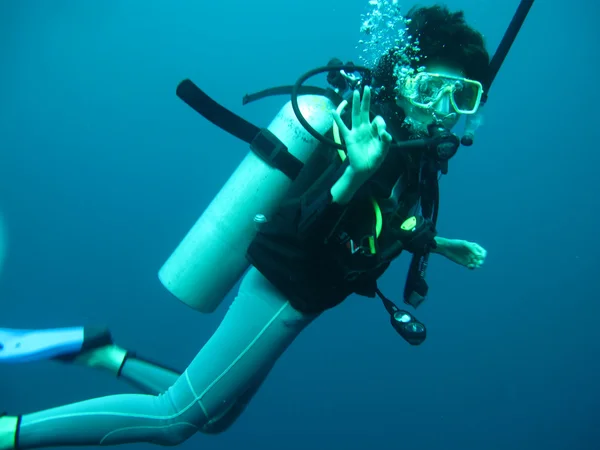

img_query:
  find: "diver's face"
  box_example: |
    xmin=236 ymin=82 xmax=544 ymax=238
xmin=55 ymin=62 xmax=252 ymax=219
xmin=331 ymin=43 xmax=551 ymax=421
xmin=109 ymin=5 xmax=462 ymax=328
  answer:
xmin=397 ymin=64 xmax=465 ymax=131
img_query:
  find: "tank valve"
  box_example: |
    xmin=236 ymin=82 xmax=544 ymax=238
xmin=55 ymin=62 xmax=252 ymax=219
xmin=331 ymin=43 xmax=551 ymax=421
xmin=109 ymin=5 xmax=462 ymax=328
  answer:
xmin=253 ymin=214 xmax=268 ymax=231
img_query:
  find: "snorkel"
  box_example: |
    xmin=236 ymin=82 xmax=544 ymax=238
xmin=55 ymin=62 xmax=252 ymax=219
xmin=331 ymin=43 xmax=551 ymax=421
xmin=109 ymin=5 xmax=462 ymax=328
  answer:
xmin=462 ymin=0 xmax=535 ymax=145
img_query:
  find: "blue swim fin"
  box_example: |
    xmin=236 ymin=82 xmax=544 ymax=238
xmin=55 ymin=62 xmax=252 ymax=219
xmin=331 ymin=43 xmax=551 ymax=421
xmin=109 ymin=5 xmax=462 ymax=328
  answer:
xmin=0 ymin=326 xmax=111 ymax=363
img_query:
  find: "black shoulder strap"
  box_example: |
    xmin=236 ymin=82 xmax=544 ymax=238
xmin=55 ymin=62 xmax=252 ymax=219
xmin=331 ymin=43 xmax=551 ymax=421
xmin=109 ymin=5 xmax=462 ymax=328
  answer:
xmin=177 ymin=79 xmax=258 ymax=144
xmin=177 ymin=80 xmax=310 ymax=180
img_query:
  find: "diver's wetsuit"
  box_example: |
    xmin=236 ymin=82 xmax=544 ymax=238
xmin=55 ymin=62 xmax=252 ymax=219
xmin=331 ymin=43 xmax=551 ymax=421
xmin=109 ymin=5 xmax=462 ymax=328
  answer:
xmin=17 ymin=267 xmax=318 ymax=447
xmin=14 ymin=146 xmax=421 ymax=449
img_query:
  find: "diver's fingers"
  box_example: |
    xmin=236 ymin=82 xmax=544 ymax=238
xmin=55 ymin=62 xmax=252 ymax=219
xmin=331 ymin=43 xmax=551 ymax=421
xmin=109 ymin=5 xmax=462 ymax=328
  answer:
xmin=371 ymin=115 xmax=387 ymax=138
xmin=473 ymin=243 xmax=487 ymax=258
xmin=381 ymin=130 xmax=393 ymax=144
xmin=360 ymin=85 xmax=372 ymax=123
xmin=332 ymin=110 xmax=350 ymax=138
xmin=351 ymin=89 xmax=361 ymax=127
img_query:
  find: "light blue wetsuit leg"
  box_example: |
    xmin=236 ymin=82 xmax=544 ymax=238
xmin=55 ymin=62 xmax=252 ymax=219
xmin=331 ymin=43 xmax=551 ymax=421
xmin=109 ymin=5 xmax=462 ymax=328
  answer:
xmin=15 ymin=267 xmax=319 ymax=448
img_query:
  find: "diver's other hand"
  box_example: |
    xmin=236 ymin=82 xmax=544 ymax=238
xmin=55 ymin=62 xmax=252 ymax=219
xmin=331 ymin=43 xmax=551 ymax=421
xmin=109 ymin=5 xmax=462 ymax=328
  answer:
xmin=434 ymin=237 xmax=487 ymax=269
xmin=332 ymin=86 xmax=393 ymax=179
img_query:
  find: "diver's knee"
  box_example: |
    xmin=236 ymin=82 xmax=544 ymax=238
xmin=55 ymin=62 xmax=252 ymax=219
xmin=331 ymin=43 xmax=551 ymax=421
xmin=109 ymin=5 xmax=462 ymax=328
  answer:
xmin=159 ymin=426 xmax=197 ymax=446
xmin=200 ymin=401 xmax=247 ymax=435
xmin=152 ymin=393 xmax=202 ymax=445
xmin=200 ymin=419 xmax=234 ymax=435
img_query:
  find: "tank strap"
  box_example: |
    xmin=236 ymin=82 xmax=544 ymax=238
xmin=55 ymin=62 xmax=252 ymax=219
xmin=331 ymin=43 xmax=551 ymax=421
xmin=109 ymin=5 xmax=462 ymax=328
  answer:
xmin=249 ymin=128 xmax=304 ymax=180
xmin=242 ymin=85 xmax=339 ymax=105
xmin=176 ymin=79 xmax=305 ymax=180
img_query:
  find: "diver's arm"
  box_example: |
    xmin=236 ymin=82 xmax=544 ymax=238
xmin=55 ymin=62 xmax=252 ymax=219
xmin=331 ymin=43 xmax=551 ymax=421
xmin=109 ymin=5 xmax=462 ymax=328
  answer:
xmin=431 ymin=236 xmax=448 ymax=254
xmin=430 ymin=236 xmax=487 ymax=269
xmin=431 ymin=236 xmax=460 ymax=257
xmin=330 ymin=166 xmax=370 ymax=205
xmin=297 ymin=161 xmax=371 ymax=240
xmin=299 ymin=85 xmax=389 ymax=238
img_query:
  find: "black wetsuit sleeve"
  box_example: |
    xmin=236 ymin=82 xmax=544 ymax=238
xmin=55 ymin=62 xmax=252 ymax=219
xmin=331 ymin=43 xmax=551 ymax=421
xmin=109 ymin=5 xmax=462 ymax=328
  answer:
xmin=296 ymin=158 xmax=352 ymax=242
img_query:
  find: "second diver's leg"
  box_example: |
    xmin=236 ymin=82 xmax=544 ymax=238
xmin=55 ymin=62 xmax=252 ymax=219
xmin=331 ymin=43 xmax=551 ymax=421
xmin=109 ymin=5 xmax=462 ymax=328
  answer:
xmin=65 ymin=343 xmax=182 ymax=396
xmin=4 ymin=267 xmax=318 ymax=449
xmin=117 ymin=354 xmax=180 ymax=395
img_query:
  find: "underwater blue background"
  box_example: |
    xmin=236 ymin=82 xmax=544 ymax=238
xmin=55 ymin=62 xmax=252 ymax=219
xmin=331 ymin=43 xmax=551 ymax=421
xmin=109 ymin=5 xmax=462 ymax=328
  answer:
xmin=1 ymin=1 xmax=598 ymax=449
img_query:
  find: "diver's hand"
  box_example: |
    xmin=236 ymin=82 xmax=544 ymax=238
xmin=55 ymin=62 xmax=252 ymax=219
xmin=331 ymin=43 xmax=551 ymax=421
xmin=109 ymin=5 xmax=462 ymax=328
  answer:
xmin=332 ymin=86 xmax=393 ymax=179
xmin=434 ymin=237 xmax=487 ymax=270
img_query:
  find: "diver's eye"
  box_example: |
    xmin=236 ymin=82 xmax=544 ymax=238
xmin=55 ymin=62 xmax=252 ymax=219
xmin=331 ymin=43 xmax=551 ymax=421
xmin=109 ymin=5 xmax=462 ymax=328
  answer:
xmin=418 ymin=82 xmax=435 ymax=96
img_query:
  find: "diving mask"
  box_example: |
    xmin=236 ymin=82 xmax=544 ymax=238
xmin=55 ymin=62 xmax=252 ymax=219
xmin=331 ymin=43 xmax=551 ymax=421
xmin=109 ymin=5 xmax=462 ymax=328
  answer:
xmin=403 ymin=72 xmax=484 ymax=115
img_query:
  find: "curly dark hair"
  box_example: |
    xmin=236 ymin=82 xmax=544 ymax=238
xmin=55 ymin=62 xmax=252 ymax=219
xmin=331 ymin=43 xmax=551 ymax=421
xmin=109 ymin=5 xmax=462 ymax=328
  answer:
xmin=372 ymin=4 xmax=490 ymax=103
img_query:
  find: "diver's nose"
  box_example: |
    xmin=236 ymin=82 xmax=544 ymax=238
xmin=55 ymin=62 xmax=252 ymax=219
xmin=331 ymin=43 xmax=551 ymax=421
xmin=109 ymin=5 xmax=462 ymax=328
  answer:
xmin=433 ymin=93 xmax=452 ymax=116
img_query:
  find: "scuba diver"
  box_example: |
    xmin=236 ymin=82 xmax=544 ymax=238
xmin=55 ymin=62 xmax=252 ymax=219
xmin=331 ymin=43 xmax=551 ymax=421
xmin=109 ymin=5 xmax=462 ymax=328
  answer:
xmin=0 ymin=2 xmax=534 ymax=449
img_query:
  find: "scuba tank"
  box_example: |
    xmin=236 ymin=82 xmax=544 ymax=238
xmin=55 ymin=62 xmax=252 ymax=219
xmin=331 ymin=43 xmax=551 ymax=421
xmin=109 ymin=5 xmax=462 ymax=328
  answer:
xmin=158 ymin=93 xmax=335 ymax=313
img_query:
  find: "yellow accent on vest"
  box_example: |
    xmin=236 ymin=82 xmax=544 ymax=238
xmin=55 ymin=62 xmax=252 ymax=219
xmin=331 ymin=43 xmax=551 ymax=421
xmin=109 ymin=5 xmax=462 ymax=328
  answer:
xmin=332 ymin=100 xmax=383 ymax=251
xmin=401 ymin=216 xmax=417 ymax=231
